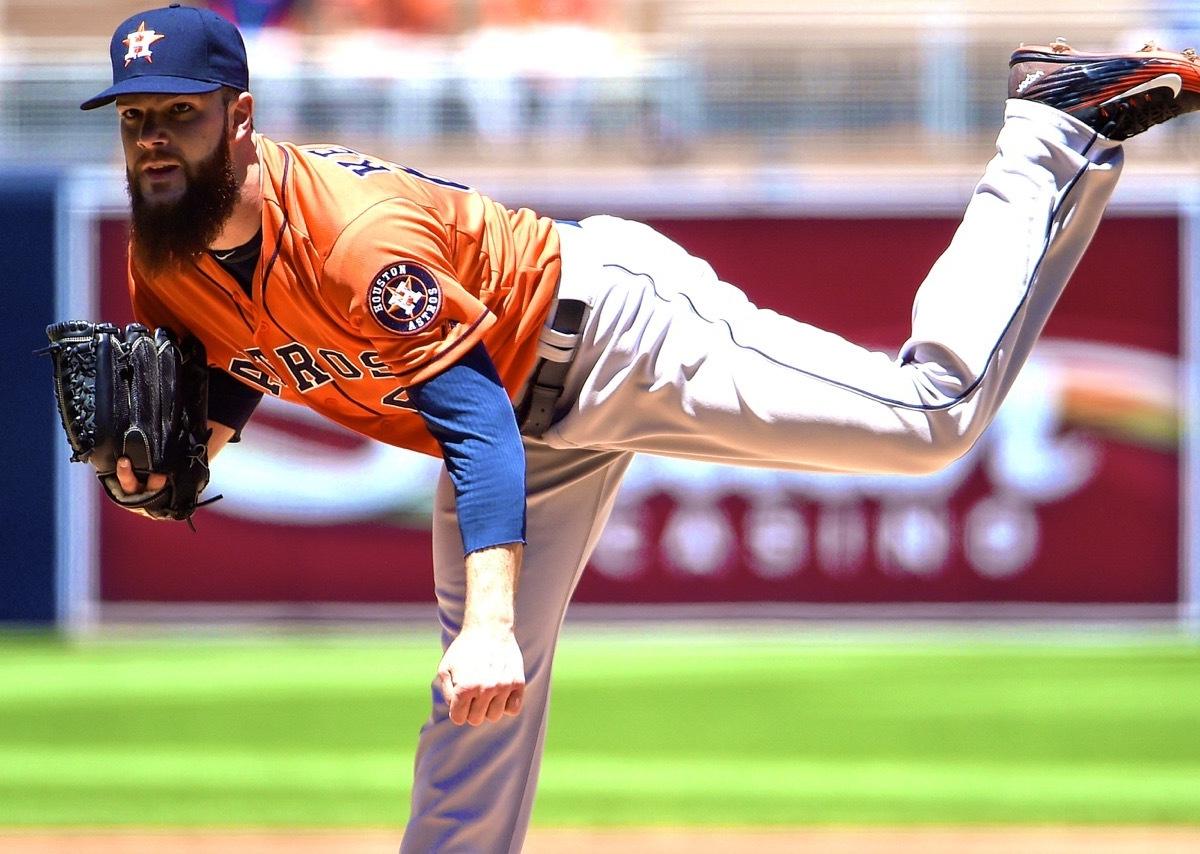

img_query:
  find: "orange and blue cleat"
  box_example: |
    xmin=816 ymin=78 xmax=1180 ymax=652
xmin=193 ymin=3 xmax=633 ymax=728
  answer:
xmin=1010 ymin=38 xmax=1200 ymax=139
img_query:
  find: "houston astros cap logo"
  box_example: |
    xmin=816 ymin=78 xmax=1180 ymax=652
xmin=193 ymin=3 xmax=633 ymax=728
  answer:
xmin=369 ymin=263 xmax=442 ymax=334
xmin=123 ymin=21 xmax=166 ymax=66
xmin=81 ymin=5 xmax=249 ymax=111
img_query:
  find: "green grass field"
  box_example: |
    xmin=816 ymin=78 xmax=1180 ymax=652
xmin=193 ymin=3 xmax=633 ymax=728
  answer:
xmin=1 ymin=628 xmax=1198 ymax=828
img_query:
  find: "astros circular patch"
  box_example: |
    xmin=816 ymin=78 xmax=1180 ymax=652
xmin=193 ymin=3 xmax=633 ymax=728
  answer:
xmin=367 ymin=262 xmax=442 ymax=334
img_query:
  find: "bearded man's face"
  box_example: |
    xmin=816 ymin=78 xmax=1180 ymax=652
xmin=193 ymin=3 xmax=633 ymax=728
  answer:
xmin=117 ymin=90 xmax=240 ymax=275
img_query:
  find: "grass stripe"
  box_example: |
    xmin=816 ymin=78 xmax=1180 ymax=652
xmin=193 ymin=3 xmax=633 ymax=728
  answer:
xmin=0 ymin=631 xmax=1196 ymax=826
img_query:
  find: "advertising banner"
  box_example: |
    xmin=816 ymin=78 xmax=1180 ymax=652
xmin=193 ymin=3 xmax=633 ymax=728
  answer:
xmin=95 ymin=215 xmax=1181 ymax=605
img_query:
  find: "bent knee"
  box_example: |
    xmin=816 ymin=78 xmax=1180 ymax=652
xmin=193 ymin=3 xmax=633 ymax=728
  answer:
xmin=889 ymin=428 xmax=978 ymax=475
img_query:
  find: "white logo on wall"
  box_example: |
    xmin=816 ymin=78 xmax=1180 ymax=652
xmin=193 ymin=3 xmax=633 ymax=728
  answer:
xmin=210 ymin=340 xmax=1173 ymax=582
xmin=586 ymin=362 xmax=1074 ymax=580
xmin=584 ymin=341 xmax=1174 ymax=583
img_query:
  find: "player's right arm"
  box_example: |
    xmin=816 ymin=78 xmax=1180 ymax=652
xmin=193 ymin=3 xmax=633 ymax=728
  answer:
xmin=320 ymin=198 xmax=528 ymax=725
xmin=437 ymin=542 xmax=525 ymax=726
xmin=406 ymin=344 xmax=528 ymax=726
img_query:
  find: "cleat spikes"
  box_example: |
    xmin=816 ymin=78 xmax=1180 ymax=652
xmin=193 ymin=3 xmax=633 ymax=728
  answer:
xmin=1052 ymin=37 xmax=1073 ymax=53
xmin=1140 ymin=40 xmax=1160 ymax=53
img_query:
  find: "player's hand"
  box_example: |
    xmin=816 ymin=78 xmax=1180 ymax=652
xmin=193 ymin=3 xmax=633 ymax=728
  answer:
xmin=115 ymin=456 xmax=167 ymax=495
xmin=436 ymin=626 xmax=525 ymax=727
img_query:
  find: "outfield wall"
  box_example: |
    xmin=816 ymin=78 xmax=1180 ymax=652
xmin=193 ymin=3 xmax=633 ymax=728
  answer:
xmin=31 ymin=166 xmax=1200 ymax=626
xmin=1 ymin=172 xmax=60 ymax=624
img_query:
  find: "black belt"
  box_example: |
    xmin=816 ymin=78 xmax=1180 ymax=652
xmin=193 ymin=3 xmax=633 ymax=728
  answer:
xmin=516 ymin=298 xmax=587 ymax=438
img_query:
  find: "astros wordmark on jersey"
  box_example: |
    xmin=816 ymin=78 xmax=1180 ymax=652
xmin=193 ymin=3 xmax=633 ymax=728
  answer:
xmin=130 ymin=135 xmax=562 ymax=456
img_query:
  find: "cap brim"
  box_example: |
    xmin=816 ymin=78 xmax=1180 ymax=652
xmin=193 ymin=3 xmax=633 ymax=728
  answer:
xmin=80 ymin=76 xmax=223 ymax=111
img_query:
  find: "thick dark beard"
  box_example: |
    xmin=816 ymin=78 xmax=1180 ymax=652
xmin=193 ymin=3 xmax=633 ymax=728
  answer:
xmin=127 ymin=133 xmax=239 ymax=277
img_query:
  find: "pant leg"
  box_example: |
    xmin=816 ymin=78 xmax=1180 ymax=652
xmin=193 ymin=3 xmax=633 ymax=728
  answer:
xmin=543 ymin=99 xmax=1124 ymax=474
xmin=402 ymin=439 xmax=632 ymax=854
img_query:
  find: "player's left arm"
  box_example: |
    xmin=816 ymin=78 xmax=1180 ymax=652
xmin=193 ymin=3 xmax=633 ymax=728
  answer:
xmin=114 ymin=420 xmax=239 ymax=496
xmin=116 ymin=263 xmax=257 ymax=495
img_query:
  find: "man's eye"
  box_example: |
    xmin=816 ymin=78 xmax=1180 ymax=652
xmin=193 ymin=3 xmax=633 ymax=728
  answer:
xmin=170 ymin=103 xmax=193 ymax=114
xmin=120 ymin=109 xmax=140 ymax=121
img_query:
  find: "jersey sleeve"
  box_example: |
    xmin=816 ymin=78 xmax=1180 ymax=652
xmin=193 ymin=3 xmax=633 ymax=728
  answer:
xmin=321 ymin=198 xmax=496 ymax=386
xmin=408 ymin=343 xmax=526 ymax=555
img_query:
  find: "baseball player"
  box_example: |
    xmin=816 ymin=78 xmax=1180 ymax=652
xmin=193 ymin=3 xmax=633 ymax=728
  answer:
xmin=81 ymin=5 xmax=1199 ymax=851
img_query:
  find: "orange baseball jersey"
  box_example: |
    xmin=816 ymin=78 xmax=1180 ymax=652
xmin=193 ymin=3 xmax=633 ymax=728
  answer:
xmin=129 ymin=134 xmax=562 ymax=457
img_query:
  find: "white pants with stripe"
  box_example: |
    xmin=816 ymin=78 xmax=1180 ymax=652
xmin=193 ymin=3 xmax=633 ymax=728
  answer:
xmin=402 ymin=99 xmax=1123 ymax=852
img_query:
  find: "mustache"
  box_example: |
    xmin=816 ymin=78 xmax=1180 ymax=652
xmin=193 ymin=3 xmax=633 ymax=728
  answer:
xmin=136 ymin=152 xmax=183 ymax=170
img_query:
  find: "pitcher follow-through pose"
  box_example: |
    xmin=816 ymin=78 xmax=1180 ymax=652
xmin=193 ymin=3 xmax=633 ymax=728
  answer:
xmin=79 ymin=5 xmax=1200 ymax=850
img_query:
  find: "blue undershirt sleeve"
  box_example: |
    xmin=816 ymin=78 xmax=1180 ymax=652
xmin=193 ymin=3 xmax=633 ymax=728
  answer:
xmin=407 ymin=343 xmax=526 ymax=555
xmin=207 ymin=366 xmax=263 ymax=442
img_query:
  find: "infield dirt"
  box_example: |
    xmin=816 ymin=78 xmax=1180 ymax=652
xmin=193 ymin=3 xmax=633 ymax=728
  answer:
xmin=3 ymin=828 xmax=1200 ymax=853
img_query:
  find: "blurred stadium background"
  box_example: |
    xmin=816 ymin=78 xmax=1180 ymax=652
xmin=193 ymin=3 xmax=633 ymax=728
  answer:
xmin=3 ymin=0 xmax=1199 ymax=851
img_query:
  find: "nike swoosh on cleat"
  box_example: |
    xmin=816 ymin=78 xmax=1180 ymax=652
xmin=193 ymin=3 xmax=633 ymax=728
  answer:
xmin=1100 ymin=72 xmax=1183 ymax=105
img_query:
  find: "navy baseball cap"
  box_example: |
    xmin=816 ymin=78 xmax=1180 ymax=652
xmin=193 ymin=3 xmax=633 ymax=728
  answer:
xmin=81 ymin=3 xmax=248 ymax=111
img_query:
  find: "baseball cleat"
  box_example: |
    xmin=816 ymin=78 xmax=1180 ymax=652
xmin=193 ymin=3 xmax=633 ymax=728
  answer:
xmin=1009 ymin=38 xmax=1200 ymax=139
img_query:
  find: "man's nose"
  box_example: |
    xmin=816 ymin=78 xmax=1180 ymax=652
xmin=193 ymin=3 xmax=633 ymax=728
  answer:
xmin=135 ymin=116 xmax=167 ymax=149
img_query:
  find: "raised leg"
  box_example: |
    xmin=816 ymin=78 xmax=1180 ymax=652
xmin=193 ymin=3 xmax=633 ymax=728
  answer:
xmin=544 ymin=100 xmax=1123 ymax=475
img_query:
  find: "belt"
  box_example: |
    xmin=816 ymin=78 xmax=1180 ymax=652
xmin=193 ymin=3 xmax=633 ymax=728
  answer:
xmin=516 ymin=298 xmax=588 ymax=438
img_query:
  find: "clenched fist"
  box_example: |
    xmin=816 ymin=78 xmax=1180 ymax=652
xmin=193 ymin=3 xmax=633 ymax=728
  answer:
xmin=437 ymin=626 xmax=525 ymax=727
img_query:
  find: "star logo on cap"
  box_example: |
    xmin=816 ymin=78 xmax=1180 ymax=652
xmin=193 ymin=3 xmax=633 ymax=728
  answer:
xmin=123 ymin=21 xmax=166 ymax=66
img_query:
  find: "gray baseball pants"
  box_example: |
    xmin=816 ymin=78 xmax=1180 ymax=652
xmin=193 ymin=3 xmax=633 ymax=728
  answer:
xmin=401 ymin=99 xmax=1123 ymax=852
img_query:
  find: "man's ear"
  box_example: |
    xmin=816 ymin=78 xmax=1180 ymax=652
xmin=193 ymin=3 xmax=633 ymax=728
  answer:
xmin=230 ymin=91 xmax=254 ymax=139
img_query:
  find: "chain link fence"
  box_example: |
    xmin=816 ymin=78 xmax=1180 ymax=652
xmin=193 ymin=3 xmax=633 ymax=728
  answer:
xmin=1 ymin=2 xmax=1197 ymax=169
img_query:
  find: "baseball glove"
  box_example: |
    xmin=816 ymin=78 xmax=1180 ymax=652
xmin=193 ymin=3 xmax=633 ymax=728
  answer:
xmin=43 ymin=320 xmax=216 ymax=524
